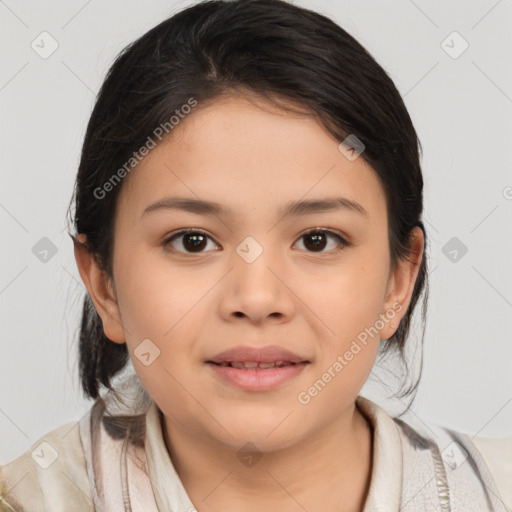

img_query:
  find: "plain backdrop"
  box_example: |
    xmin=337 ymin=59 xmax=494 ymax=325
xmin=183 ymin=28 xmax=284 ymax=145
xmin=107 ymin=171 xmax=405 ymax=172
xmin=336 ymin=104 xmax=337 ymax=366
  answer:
xmin=1 ymin=0 xmax=511 ymax=463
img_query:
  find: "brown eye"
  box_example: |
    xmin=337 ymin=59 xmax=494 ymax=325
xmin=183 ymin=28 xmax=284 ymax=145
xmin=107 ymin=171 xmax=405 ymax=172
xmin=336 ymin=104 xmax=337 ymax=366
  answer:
xmin=295 ymin=229 xmax=348 ymax=253
xmin=164 ymin=229 xmax=219 ymax=253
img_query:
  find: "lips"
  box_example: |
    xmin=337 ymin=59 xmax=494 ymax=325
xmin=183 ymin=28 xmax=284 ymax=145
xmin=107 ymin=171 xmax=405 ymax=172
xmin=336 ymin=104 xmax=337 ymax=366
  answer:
xmin=214 ymin=360 xmax=297 ymax=369
xmin=206 ymin=345 xmax=310 ymax=391
xmin=207 ymin=345 xmax=309 ymax=366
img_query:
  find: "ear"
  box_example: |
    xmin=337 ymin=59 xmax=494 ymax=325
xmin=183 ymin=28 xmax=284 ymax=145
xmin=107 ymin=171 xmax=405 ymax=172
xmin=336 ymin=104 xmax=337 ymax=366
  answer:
xmin=380 ymin=226 xmax=425 ymax=340
xmin=73 ymin=234 xmax=126 ymax=344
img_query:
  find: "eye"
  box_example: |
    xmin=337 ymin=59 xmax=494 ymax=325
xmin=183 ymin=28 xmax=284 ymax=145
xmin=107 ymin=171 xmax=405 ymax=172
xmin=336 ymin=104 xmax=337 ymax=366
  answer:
xmin=163 ymin=227 xmax=349 ymax=255
xmin=163 ymin=229 xmax=220 ymax=254
xmin=294 ymin=228 xmax=349 ymax=253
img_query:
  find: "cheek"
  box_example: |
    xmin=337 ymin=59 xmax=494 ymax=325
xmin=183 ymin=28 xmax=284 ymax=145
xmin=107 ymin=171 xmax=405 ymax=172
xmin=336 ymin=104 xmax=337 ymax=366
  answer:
xmin=116 ymin=250 xmax=207 ymax=337
xmin=115 ymin=251 xmax=220 ymax=376
xmin=114 ymin=255 xmax=210 ymax=427
xmin=295 ymin=248 xmax=389 ymax=399
xmin=299 ymin=251 xmax=390 ymax=341
xmin=297 ymin=270 xmax=384 ymax=410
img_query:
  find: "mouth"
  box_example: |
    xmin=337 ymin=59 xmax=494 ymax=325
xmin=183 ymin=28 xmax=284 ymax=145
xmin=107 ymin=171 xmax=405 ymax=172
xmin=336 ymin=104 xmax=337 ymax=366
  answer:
xmin=206 ymin=360 xmax=310 ymax=391
xmin=207 ymin=360 xmax=305 ymax=369
xmin=205 ymin=345 xmax=310 ymax=390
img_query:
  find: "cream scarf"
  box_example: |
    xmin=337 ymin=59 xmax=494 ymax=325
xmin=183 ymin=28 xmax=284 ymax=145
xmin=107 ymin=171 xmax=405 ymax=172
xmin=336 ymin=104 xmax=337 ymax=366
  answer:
xmin=77 ymin=372 xmax=509 ymax=511
xmin=1 ymin=368 xmax=510 ymax=511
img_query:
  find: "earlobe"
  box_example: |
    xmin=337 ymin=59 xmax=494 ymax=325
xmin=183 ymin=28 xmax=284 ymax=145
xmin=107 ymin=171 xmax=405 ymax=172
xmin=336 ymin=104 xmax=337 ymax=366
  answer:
xmin=381 ymin=226 xmax=425 ymax=339
xmin=73 ymin=234 xmax=126 ymax=344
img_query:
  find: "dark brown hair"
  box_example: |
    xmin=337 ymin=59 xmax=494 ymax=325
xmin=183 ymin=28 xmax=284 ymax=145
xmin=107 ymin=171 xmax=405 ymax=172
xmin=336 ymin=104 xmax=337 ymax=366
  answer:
xmin=67 ymin=0 xmax=428 ymax=411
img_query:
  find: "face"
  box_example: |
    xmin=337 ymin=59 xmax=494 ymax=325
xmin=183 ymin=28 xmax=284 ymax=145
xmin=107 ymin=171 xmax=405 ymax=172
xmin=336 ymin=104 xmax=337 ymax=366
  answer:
xmin=77 ymin=94 xmax=422 ymax=452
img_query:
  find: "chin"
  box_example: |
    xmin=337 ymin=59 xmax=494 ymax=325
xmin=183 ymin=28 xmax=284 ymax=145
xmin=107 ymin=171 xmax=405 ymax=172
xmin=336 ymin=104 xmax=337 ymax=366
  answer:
xmin=217 ymin=419 xmax=302 ymax=451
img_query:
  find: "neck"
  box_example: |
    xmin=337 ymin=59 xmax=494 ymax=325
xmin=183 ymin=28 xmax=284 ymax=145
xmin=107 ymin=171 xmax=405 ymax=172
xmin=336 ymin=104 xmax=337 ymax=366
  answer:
xmin=161 ymin=401 xmax=374 ymax=512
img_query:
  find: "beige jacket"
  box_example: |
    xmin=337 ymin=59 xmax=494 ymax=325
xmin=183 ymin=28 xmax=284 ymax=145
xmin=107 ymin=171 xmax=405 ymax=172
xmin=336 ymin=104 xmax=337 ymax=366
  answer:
xmin=1 ymin=391 xmax=511 ymax=511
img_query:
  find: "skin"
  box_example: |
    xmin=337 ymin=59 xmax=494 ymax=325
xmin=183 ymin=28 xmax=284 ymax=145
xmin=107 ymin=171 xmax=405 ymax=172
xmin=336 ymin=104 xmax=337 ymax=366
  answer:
xmin=75 ymin=93 xmax=424 ymax=512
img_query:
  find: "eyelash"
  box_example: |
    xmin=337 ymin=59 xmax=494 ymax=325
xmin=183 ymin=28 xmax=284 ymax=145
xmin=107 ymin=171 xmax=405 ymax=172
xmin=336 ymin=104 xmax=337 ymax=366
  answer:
xmin=162 ymin=227 xmax=350 ymax=255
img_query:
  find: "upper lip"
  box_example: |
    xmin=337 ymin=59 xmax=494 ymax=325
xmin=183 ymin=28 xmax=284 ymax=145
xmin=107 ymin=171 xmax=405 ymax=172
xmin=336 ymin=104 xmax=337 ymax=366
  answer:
xmin=207 ymin=345 xmax=309 ymax=364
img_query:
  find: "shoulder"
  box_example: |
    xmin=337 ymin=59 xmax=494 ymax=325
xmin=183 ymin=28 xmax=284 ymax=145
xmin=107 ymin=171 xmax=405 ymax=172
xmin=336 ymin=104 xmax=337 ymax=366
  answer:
xmin=0 ymin=420 xmax=93 ymax=512
xmin=394 ymin=415 xmax=512 ymax=511
xmin=356 ymin=397 xmax=511 ymax=510
xmin=467 ymin=433 xmax=512 ymax=507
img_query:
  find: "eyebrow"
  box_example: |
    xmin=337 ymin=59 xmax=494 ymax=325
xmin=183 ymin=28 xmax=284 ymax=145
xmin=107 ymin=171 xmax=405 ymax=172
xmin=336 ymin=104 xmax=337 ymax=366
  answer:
xmin=141 ymin=196 xmax=369 ymax=220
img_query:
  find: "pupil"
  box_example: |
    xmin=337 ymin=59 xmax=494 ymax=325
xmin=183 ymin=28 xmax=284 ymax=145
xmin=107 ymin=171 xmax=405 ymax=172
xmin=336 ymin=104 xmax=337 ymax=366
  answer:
xmin=305 ymin=232 xmax=326 ymax=251
xmin=184 ymin=233 xmax=206 ymax=252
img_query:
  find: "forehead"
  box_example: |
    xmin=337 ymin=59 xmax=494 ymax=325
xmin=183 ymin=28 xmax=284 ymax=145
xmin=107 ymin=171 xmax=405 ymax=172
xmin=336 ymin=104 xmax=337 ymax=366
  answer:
xmin=117 ymin=95 xmax=386 ymax=223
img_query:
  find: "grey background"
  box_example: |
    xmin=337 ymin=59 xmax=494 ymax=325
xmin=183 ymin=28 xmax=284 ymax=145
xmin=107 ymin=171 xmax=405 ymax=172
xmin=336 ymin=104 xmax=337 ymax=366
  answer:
xmin=1 ymin=0 xmax=511 ymax=464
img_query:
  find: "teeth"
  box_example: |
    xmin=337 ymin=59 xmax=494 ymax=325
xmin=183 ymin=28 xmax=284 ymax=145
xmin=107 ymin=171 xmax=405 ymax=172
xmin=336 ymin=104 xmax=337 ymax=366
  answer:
xmin=218 ymin=361 xmax=297 ymax=369
xmin=242 ymin=361 xmax=259 ymax=368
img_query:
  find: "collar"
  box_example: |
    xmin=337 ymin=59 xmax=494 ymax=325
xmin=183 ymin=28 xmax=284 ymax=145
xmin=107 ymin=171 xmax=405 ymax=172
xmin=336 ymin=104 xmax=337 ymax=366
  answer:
xmin=144 ymin=400 xmax=195 ymax=511
xmin=356 ymin=396 xmax=403 ymax=511
xmin=144 ymin=395 xmax=404 ymax=511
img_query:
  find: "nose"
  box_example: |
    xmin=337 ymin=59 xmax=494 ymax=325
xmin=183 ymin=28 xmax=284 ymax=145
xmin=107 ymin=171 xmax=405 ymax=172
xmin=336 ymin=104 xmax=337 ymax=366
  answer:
xmin=217 ymin=243 xmax=296 ymax=325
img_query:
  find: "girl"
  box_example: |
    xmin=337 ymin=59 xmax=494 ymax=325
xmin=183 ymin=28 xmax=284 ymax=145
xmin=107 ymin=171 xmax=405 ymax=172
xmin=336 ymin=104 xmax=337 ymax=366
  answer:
xmin=1 ymin=1 xmax=510 ymax=510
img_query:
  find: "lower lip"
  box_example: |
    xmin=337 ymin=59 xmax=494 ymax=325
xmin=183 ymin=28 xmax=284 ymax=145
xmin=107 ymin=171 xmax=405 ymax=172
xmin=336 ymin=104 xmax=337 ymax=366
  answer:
xmin=206 ymin=362 xmax=308 ymax=391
